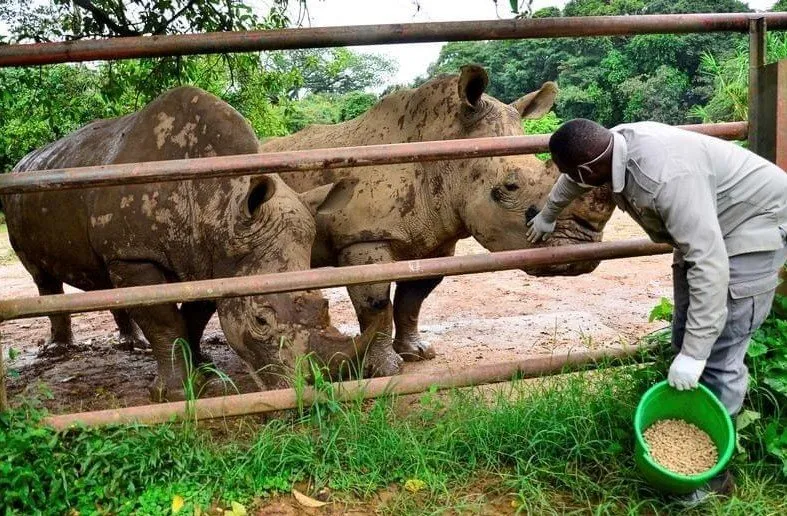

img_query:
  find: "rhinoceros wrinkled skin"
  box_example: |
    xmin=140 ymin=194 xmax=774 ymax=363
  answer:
xmin=2 ymin=86 xmax=393 ymax=401
xmin=260 ymin=65 xmax=616 ymax=363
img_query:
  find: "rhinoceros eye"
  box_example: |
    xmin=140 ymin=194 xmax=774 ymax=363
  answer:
xmin=504 ymin=182 xmax=520 ymax=192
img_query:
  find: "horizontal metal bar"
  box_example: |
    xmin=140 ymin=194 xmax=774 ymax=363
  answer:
xmin=2 ymin=13 xmax=786 ymax=67
xmin=0 ymin=239 xmax=672 ymax=322
xmin=0 ymin=122 xmax=746 ymax=195
xmin=44 ymin=345 xmax=650 ymax=428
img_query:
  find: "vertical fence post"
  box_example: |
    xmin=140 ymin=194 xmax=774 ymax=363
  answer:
xmin=0 ymin=326 xmax=8 ymax=412
xmin=756 ymin=62 xmax=787 ymax=299
xmin=748 ymin=17 xmax=767 ymax=153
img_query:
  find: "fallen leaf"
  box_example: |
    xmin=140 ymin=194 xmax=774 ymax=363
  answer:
xmin=172 ymin=495 xmax=185 ymax=514
xmin=230 ymin=502 xmax=247 ymax=515
xmin=292 ymin=488 xmax=328 ymax=508
xmin=404 ymin=479 xmax=426 ymax=493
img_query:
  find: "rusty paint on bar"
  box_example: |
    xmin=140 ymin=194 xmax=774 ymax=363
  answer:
xmin=2 ymin=13 xmax=787 ymax=67
xmin=0 ymin=122 xmax=746 ymax=194
xmin=0 ymin=239 xmax=672 ymax=322
xmin=44 ymin=345 xmax=648 ymax=428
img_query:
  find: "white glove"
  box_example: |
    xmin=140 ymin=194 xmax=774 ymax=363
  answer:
xmin=668 ymin=353 xmax=707 ymax=391
xmin=526 ymin=212 xmax=557 ymax=243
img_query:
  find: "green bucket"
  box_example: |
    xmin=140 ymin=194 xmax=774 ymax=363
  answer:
xmin=634 ymin=380 xmax=735 ymax=494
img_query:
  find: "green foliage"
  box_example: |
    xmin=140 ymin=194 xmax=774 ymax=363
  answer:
xmin=691 ymin=33 xmax=787 ymax=123
xmin=427 ymin=0 xmax=749 ymax=126
xmin=2 ymin=359 xmax=786 ymax=514
xmin=648 ymin=297 xmax=674 ymax=323
xmin=267 ymin=48 xmax=396 ymax=98
xmin=522 ymin=111 xmax=562 ymax=160
xmin=0 ymin=0 xmax=288 ymax=41
xmin=746 ymin=295 xmax=787 ymax=474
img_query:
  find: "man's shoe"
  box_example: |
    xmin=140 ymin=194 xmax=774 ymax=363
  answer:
xmin=676 ymin=470 xmax=735 ymax=507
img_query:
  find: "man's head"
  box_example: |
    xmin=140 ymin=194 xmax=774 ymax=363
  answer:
xmin=549 ymin=119 xmax=614 ymax=187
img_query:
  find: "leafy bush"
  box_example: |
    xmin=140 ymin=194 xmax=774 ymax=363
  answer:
xmin=746 ymin=295 xmax=787 ymax=473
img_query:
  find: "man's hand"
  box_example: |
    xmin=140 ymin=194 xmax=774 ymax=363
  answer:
xmin=526 ymin=212 xmax=557 ymax=243
xmin=668 ymin=353 xmax=707 ymax=390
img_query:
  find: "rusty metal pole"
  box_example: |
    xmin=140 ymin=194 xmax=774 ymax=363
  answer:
xmin=2 ymin=13 xmax=787 ymax=67
xmin=0 ymin=326 xmax=8 ymax=412
xmin=0 ymin=122 xmax=747 ymax=194
xmin=0 ymin=239 xmax=672 ymax=322
xmin=43 ymin=345 xmax=650 ymax=429
xmin=749 ymin=16 xmax=767 ymax=153
xmin=755 ymin=60 xmax=787 ymax=301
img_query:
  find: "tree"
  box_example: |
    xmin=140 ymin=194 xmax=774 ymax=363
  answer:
xmin=691 ymin=32 xmax=787 ymax=123
xmin=0 ymin=0 xmax=299 ymax=42
xmin=265 ymin=48 xmax=397 ymax=99
xmin=426 ymin=0 xmax=750 ymax=126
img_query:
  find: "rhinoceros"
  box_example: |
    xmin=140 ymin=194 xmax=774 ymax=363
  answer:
xmin=260 ymin=65 xmax=616 ymax=363
xmin=2 ymin=86 xmax=392 ymax=401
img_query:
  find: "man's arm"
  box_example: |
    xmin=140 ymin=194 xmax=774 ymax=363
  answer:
xmin=526 ymin=174 xmax=590 ymax=243
xmin=656 ymin=172 xmax=729 ymax=361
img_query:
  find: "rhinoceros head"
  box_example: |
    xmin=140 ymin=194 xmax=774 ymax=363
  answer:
xmin=408 ymin=65 xmax=616 ymax=275
xmin=207 ymin=174 xmax=382 ymax=386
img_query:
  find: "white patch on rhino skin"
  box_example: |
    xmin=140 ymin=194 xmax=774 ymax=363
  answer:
xmin=90 ymin=213 xmax=113 ymax=227
xmin=141 ymin=192 xmax=159 ymax=217
xmin=120 ymin=195 xmax=134 ymax=209
xmin=154 ymin=112 xmax=176 ymax=149
xmin=191 ymin=95 xmax=200 ymax=104
xmin=171 ymin=122 xmax=198 ymax=149
xmin=203 ymin=144 xmax=217 ymax=157
xmin=154 ymin=208 xmax=173 ymax=225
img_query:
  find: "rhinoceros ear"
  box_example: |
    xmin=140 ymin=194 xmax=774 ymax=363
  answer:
xmin=458 ymin=64 xmax=489 ymax=109
xmin=245 ymin=175 xmax=277 ymax=217
xmin=299 ymin=178 xmax=357 ymax=217
xmin=511 ymin=82 xmax=558 ymax=119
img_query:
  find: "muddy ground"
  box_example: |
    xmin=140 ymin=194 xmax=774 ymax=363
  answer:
xmin=0 ymin=211 xmax=672 ymax=414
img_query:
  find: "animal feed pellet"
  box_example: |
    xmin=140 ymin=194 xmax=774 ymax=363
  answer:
xmin=642 ymin=419 xmax=718 ymax=476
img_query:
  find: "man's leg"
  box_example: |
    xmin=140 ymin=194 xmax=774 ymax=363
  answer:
xmin=702 ymin=248 xmax=785 ymax=415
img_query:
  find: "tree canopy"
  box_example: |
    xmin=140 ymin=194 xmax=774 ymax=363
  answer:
xmin=426 ymin=0 xmax=752 ymax=127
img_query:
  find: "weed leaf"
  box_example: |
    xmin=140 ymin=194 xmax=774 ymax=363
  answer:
xmin=171 ymin=495 xmax=184 ymax=514
xmin=404 ymin=479 xmax=426 ymax=493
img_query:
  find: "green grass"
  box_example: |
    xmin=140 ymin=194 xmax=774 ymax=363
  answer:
xmin=0 ymin=219 xmax=17 ymax=264
xmin=2 ymin=351 xmax=787 ymax=515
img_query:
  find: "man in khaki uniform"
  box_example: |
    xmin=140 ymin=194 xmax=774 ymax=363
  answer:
xmin=527 ymin=119 xmax=787 ymax=498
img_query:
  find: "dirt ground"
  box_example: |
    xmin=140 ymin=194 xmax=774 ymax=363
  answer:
xmin=0 ymin=210 xmax=672 ymax=414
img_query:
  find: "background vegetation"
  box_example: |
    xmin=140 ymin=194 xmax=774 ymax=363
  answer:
xmin=3 ymin=0 xmax=787 ymax=175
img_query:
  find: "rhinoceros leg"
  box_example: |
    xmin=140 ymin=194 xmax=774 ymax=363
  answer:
xmin=181 ymin=301 xmax=217 ymax=365
xmin=340 ymin=243 xmax=403 ymax=377
xmin=393 ymin=277 xmax=442 ymax=361
xmin=111 ymin=310 xmax=149 ymax=351
xmin=108 ymin=261 xmax=195 ymax=402
xmin=31 ymin=270 xmax=74 ymax=357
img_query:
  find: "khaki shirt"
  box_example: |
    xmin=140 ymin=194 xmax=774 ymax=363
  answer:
xmin=543 ymin=121 xmax=787 ymax=359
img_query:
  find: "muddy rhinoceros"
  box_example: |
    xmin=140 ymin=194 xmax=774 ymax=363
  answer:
xmin=2 ymin=86 xmax=393 ymax=401
xmin=260 ymin=65 xmax=616 ymax=363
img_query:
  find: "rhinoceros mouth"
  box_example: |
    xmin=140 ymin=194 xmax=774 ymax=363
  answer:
xmin=550 ymin=217 xmax=603 ymax=244
xmin=521 ymin=219 xmax=603 ymax=277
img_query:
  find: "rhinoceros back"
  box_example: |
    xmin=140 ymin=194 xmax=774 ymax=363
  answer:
xmin=2 ymin=86 xmax=260 ymax=292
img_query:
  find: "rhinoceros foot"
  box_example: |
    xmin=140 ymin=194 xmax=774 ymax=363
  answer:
xmin=393 ymin=336 xmax=436 ymax=362
xmin=116 ymin=329 xmax=150 ymax=352
xmin=364 ymin=338 xmax=404 ymax=378
xmin=37 ymin=337 xmax=75 ymax=359
xmin=148 ymin=371 xmax=205 ymax=403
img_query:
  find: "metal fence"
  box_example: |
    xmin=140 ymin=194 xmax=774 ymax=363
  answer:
xmin=0 ymin=12 xmax=782 ymax=425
